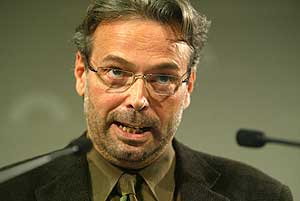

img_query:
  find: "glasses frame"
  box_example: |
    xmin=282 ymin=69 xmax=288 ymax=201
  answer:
xmin=83 ymin=56 xmax=191 ymax=96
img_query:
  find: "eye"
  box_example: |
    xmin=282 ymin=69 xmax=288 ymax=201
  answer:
xmin=106 ymin=68 xmax=126 ymax=79
xmin=153 ymin=74 xmax=177 ymax=84
xmin=157 ymin=75 xmax=171 ymax=84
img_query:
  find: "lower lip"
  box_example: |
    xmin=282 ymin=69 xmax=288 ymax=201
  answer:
xmin=112 ymin=124 xmax=151 ymax=142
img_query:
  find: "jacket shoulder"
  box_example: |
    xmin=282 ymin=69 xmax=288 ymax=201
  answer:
xmin=173 ymin=140 xmax=293 ymax=201
xmin=0 ymin=154 xmax=86 ymax=201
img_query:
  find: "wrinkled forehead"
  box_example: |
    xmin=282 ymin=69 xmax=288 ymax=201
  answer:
xmin=92 ymin=15 xmax=192 ymax=49
xmin=90 ymin=18 xmax=192 ymax=67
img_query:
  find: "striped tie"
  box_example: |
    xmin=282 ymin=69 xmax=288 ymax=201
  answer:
xmin=118 ymin=173 xmax=138 ymax=201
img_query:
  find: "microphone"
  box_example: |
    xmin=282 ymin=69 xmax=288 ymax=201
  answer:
xmin=236 ymin=129 xmax=300 ymax=148
xmin=0 ymin=137 xmax=92 ymax=184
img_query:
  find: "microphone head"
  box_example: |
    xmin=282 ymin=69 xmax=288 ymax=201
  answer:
xmin=69 ymin=137 xmax=93 ymax=155
xmin=236 ymin=129 xmax=266 ymax=148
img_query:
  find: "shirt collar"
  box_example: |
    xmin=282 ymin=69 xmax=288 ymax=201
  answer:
xmin=139 ymin=143 xmax=175 ymax=201
xmin=87 ymin=143 xmax=175 ymax=201
xmin=87 ymin=148 xmax=123 ymax=201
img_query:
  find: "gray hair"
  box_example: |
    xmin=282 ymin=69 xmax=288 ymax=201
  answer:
xmin=73 ymin=0 xmax=211 ymax=69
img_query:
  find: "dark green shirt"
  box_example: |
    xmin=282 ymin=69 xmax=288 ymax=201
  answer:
xmin=87 ymin=143 xmax=176 ymax=201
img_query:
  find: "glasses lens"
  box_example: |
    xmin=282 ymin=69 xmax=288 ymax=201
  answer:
xmin=97 ymin=68 xmax=133 ymax=89
xmin=147 ymin=74 xmax=179 ymax=95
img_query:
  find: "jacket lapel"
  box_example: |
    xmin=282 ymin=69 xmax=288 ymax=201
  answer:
xmin=33 ymin=136 xmax=229 ymax=201
xmin=179 ymin=175 xmax=230 ymax=201
xmin=173 ymin=140 xmax=230 ymax=201
xmin=35 ymin=154 xmax=91 ymax=201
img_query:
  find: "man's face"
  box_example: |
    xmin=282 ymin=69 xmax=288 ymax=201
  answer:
xmin=74 ymin=18 xmax=195 ymax=169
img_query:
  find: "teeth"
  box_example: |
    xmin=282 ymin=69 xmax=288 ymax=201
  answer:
xmin=118 ymin=124 xmax=144 ymax=134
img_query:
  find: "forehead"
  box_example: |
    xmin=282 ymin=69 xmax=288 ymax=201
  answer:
xmin=91 ymin=18 xmax=191 ymax=71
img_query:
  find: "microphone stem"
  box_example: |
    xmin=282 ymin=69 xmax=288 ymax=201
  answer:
xmin=0 ymin=146 xmax=78 ymax=184
xmin=266 ymin=137 xmax=300 ymax=148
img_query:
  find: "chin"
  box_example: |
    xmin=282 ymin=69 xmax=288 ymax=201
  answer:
xmin=106 ymin=146 xmax=163 ymax=169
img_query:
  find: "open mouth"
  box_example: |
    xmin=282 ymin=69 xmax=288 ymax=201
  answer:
xmin=115 ymin=122 xmax=151 ymax=134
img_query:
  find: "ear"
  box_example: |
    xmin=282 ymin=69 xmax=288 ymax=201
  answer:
xmin=74 ymin=51 xmax=86 ymax=96
xmin=183 ymin=69 xmax=196 ymax=109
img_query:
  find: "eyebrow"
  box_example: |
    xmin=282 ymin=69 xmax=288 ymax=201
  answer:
xmin=101 ymin=54 xmax=181 ymax=71
xmin=149 ymin=62 xmax=180 ymax=72
xmin=102 ymin=55 xmax=135 ymax=68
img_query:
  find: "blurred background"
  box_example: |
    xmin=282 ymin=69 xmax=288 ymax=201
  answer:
xmin=0 ymin=0 xmax=299 ymax=199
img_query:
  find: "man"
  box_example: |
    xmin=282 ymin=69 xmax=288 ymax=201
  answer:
xmin=0 ymin=0 xmax=293 ymax=200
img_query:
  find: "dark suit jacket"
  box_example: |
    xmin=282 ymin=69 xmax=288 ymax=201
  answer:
xmin=0 ymin=137 xmax=293 ymax=201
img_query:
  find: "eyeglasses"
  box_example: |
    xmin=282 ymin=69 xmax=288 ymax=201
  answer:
xmin=85 ymin=60 xmax=191 ymax=96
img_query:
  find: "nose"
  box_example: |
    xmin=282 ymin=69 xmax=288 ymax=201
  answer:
xmin=124 ymin=78 xmax=149 ymax=111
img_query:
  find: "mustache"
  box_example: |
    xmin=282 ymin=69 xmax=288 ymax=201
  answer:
xmin=106 ymin=109 xmax=160 ymax=128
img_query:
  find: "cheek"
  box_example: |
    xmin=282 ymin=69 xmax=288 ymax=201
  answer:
xmin=154 ymin=95 xmax=185 ymax=126
xmin=86 ymin=81 xmax=122 ymax=117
